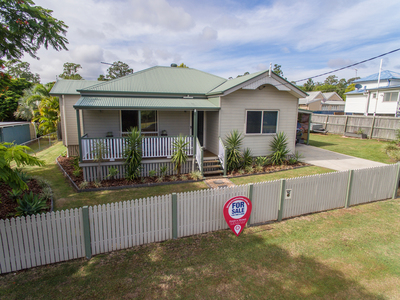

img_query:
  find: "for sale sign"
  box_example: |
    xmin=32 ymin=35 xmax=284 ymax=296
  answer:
xmin=223 ymin=196 xmax=252 ymax=237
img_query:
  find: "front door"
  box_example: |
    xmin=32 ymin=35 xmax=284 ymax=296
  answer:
xmin=192 ymin=111 xmax=204 ymax=146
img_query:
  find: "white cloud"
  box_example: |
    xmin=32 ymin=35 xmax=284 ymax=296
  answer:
xmin=200 ymin=26 xmax=218 ymax=40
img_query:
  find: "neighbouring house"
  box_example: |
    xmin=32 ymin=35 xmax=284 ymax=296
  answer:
xmin=0 ymin=122 xmax=36 ymax=144
xmin=299 ymin=91 xmax=345 ymax=114
xmin=50 ymin=65 xmax=307 ymax=181
xmin=345 ymin=70 xmax=400 ymax=117
xmin=298 ymin=91 xmax=324 ymax=111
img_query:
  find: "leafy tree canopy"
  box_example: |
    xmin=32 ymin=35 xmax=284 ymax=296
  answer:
xmin=59 ymin=62 xmax=82 ymax=80
xmin=0 ymin=0 xmax=68 ymax=62
xmin=0 ymin=75 xmax=32 ymax=121
xmin=4 ymin=59 xmax=40 ymax=83
xmin=273 ymin=64 xmax=283 ymax=77
xmin=97 ymin=74 xmax=106 ymax=81
xmin=105 ymin=61 xmax=133 ymax=80
xmin=177 ymin=63 xmax=189 ymax=68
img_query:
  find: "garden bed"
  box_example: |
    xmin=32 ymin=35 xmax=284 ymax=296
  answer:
xmin=0 ymin=179 xmax=52 ymax=220
xmin=57 ymin=156 xmax=307 ymax=191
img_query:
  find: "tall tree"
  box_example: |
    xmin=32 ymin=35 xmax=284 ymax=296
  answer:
xmin=0 ymin=76 xmax=32 ymax=121
xmin=324 ymin=75 xmax=339 ymax=86
xmin=105 ymin=61 xmax=133 ymax=80
xmin=33 ymin=91 xmax=59 ymax=134
xmin=302 ymin=78 xmax=315 ymax=92
xmin=4 ymin=59 xmax=40 ymax=83
xmin=0 ymin=0 xmax=68 ymax=62
xmin=59 ymin=62 xmax=82 ymax=80
xmin=273 ymin=64 xmax=283 ymax=77
xmin=97 ymin=74 xmax=107 ymax=81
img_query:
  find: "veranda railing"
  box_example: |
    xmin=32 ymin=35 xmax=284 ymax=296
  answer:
xmin=81 ymin=136 xmax=194 ymax=161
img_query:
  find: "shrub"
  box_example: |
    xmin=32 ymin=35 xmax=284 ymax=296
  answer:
xmin=40 ymin=186 xmax=53 ymax=200
xmin=288 ymin=151 xmax=303 ymax=165
xmin=190 ymin=170 xmax=202 ymax=180
xmin=269 ymin=132 xmax=290 ymax=165
xmin=159 ymin=165 xmax=168 ymax=177
xmin=79 ymin=181 xmax=89 ymax=189
xmin=148 ymin=170 xmax=157 ymax=178
xmin=225 ymin=130 xmax=243 ymax=171
xmin=170 ymin=175 xmax=178 ymax=181
xmin=156 ymin=176 xmax=164 ymax=183
xmin=8 ymin=189 xmax=22 ymax=201
xmin=93 ymin=179 xmax=102 ymax=188
xmin=15 ymin=169 xmax=31 ymax=184
xmin=72 ymin=169 xmax=81 ymax=177
xmin=124 ymin=127 xmax=142 ymax=180
xmin=245 ymin=165 xmax=254 ymax=174
xmin=181 ymin=174 xmax=188 ymax=181
xmin=107 ymin=167 xmax=119 ymax=180
xmin=242 ymin=148 xmax=253 ymax=168
xmin=255 ymin=165 xmax=264 ymax=173
xmin=171 ymin=135 xmax=189 ymax=175
xmin=0 ymin=142 xmax=43 ymax=190
xmin=15 ymin=192 xmax=48 ymax=216
xmin=35 ymin=177 xmax=51 ymax=188
xmin=255 ymin=156 xmax=268 ymax=167
xmin=384 ymin=142 xmax=398 ymax=153
xmin=238 ymin=169 xmax=245 ymax=175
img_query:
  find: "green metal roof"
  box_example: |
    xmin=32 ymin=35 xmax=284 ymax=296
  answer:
xmin=207 ymin=70 xmax=267 ymax=95
xmin=50 ymin=80 xmax=98 ymax=95
xmin=79 ymin=66 xmax=227 ymax=95
xmin=73 ymin=96 xmax=221 ymax=110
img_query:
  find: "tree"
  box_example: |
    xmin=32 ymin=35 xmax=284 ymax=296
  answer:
xmin=177 ymin=63 xmax=189 ymax=68
xmin=4 ymin=59 xmax=40 ymax=83
xmin=324 ymin=75 xmax=339 ymax=86
xmin=34 ymin=92 xmax=59 ymax=134
xmin=0 ymin=0 xmax=68 ymax=62
xmin=97 ymin=74 xmax=107 ymax=81
xmin=302 ymin=78 xmax=315 ymax=92
xmin=0 ymin=76 xmax=32 ymax=121
xmin=15 ymin=82 xmax=54 ymax=121
xmin=59 ymin=62 xmax=82 ymax=80
xmin=273 ymin=64 xmax=283 ymax=77
xmin=0 ymin=142 xmax=44 ymax=190
xmin=105 ymin=61 xmax=133 ymax=80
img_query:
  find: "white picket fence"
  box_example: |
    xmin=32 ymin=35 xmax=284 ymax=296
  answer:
xmin=0 ymin=164 xmax=399 ymax=274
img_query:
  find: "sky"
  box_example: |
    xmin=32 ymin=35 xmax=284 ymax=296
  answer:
xmin=21 ymin=0 xmax=400 ymax=85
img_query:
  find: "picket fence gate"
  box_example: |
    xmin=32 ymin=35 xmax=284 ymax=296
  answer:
xmin=1 ymin=163 xmax=399 ymax=274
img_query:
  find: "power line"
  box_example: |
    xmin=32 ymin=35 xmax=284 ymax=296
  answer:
xmin=294 ymin=47 xmax=400 ymax=84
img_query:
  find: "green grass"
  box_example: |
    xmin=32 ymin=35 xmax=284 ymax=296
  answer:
xmin=230 ymin=166 xmax=334 ymax=185
xmin=1 ymin=198 xmax=399 ymax=299
xmin=22 ymin=142 xmax=209 ymax=210
xmin=309 ymin=133 xmax=393 ymax=163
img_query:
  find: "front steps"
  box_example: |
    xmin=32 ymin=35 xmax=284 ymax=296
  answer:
xmin=203 ymin=156 xmax=224 ymax=176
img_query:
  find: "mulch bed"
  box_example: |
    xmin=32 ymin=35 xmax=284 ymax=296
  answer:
xmin=0 ymin=179 xmax=51 ymax=220
xmin=57 ymin=156 xmax=307 ymax=190
xmin=57 ymin=156 xmax=201 ymax=190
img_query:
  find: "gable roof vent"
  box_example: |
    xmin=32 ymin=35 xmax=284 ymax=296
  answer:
xmin=171 ymin=63 xmax=177 ymax=67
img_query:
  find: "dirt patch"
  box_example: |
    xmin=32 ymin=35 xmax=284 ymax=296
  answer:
xmin=0 ymin=179 xmax=51 ymax=220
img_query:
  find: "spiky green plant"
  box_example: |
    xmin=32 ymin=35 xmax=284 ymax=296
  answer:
xmin=269 ymin=132 xmax=290 ymax=165
xmin=243 ymin=148 xmax=253 ymax=168
xmin=225 ymin=130 xmax=243 ymax=171
xmin=124 ymin=127 xmax=142 ymax=180
xmin=159 ymin=165 xmax=168 ymax=177
xmin=148 ymin=170 xmax=157 ymax=178
xmin=106 ymin=167 xmax=119 ymax=180
xmin=15 ymin=192 xmax=48 ymax=216
xmin=8 ymin=189 xmax=22 ymax=201
xmin=255 ymin=156 xmax=268 ymax=167
xmin=171 ymin=135 xmax=189 ymax=175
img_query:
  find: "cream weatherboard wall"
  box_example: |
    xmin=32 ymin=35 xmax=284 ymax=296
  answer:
xmin=59 ymin=95 xmax=82 ymax=156
xmin=82 ymin=110 xmax=121 ymax=138
xmin=158 ymin=111 xmax=191 ymax=136
xmin=219 ymin=86 xmax=298 ymax=155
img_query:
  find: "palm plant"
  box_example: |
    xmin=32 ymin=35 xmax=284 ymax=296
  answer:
xmin=242 ymin=148 xmax=253 ymax=168
xmin=225 ymin=130 xmax=243 ymax=171
xmin=269 ymin=132 xmax=290 ymax=165
xmin=15 ymin=191 xmax=48 ymax=216
xmin=171 ymin=134 xmax=189 ymax=175
xmin=124 ymin=127 xmax=142 ymax=180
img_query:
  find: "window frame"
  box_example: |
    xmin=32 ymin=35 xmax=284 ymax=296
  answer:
xmin=245 ymin=110 xmax=279 ymax=135
xmin=120 ymin=110 xmax=159 ymax=136
xmin=382 ymin=92 xmax=399 ymax=102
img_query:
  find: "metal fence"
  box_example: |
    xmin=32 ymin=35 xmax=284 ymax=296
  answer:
xmin=312 ymin=114 xmax=400 ymax=140
xmin=20 ymin=132 xmax=58 ymax=155
xmin=1 ymin=164 xmax=399 ymax=274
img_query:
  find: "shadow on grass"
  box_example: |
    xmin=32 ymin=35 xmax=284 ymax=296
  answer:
xmin=309 ymin=140 xmax=337 ymax=147
xmin=0 ymin=229 xmax=385 ymax=299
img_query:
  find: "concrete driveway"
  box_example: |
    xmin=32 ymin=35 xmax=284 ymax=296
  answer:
xmin=295 ymin=144 xmax=386 ymax=171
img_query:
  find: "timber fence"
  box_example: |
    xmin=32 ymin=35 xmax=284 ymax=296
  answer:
xmin=312 ymin=114 xmax=400 ymax=140
xmin=1 ymin=164 xmax=400 ymax=274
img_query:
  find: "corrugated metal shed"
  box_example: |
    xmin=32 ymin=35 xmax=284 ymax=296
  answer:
xmin=50 ymin=80 xmax=99 ymax=95
xmin=73 ymin=97 xmax=220 ymax=110
xmin=79 ymin=66 xmax=227 ymax=95
xmin=0 ymin=122 xmax=35 ymax=144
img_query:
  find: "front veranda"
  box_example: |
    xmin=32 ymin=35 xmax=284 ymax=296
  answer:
xmin=75 ymin=108 xmax=226 ymax=181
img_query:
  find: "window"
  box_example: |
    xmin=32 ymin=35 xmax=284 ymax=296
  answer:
xmin=121 ymin=110 xmax=158 ymax=134
xmin=383 ymin=92 xmax=399 ymax=102
xmin=372 ymin=93 xmax=377 ymax=99
xmin=246 ymin=110 xmax=278 ymax=134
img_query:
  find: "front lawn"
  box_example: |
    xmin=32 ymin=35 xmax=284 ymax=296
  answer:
xmin=1 ymin=198 xmax=399 ymax=299
xmin=309 ymin=133 xmax=393 ymax=163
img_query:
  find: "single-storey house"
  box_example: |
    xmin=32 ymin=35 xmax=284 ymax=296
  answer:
xmin=50 ymin=65 xmax=307 ymax=181
xmin=345 ymin=70 xmax=400 ymax=116
xmin=299 ymin=91 xmax=345 ymax=113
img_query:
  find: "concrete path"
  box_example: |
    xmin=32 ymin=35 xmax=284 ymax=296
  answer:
xmin=295 ymin=144 xmax=386 ymax=171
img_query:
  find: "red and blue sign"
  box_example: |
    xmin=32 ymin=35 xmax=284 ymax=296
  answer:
xmin=223 ymin=196 xmax=252 ymax=236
